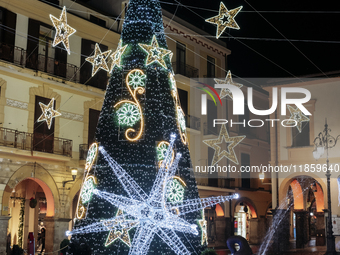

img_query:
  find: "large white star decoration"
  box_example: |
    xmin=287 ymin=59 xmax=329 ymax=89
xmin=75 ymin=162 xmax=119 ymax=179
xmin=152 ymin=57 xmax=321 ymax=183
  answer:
xmin=67 ymin=134 xmax=238 ymax=254
xmin=139 ymin=35 xmax=172 ymax=69
xmin=203 ymin=124 xmax=245 ymax=165
xmin=287 ymin=105 xmax=310 ymax=133
xmin=205 ymin=2 xmax=242 ymax=39
xmin=215 ymin=70 xmax=243 ymax=100
xmin=86 ymin=43 xmax=112 ymax=77
xmin=110 ymin=40 xmax=128 ymax=72
xmin=37 ymin=98 xmax=61 ymax=129
xmin=50 ymin=6 xmax=76 ymax=54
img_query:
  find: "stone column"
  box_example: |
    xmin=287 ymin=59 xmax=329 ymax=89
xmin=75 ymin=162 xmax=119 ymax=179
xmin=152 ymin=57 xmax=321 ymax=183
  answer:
xmin=315 ymin=212 xmax=325 ymax=246
xmin=295 ymin=210 xmax=308 ymax=248
xmin=53 ymin=218 xmax=71 ymax=252
xmin=44 ymin=217 xmax=55 ymax=253
xmin=249 ymin=217 xmax=266 ymax=244
xmin=0 ymin=216 xmax=11 ymax=255
xmin=272 ymin=209 xmax=290 ymax=253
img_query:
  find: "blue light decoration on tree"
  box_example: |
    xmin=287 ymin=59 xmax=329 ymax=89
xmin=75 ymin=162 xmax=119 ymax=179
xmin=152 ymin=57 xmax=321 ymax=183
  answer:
xmin=69 ymin=0 xmax=238 ymax=254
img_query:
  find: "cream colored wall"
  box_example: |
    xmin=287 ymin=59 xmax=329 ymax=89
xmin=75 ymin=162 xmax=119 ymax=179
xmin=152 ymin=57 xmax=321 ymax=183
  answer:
xmin=3 ymin=107 xmax=29 ymax=131
xmin=3 ymin=74 xmax=37 ymax=103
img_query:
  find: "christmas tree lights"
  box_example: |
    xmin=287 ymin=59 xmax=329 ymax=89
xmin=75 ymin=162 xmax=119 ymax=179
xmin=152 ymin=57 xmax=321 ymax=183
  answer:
xmin=68 ymin=136 xmax=238 ymax=254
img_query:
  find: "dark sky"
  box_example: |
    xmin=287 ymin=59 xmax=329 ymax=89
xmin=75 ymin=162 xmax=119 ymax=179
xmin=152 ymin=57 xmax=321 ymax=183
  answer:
xmin=160 ymin=0 xmax=340 ymax=77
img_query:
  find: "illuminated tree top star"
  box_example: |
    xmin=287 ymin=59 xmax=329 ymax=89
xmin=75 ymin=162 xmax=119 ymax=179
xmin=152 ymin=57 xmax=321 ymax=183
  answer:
xmin=287 ymin=105 xmax=310 ymax=133
xmin=37 ymin=98 xmax=61 ymax=129
xmin=110 ymin=40 xmax=128 ymax=72
xmin=215 ymin=70 xmax=243 ymax=99
xmin=67 ymin=135 xmax=238 ymax=255
xmin=50 ymin=6 xmax=76 ymax=54
xmin=86 ymin=43 xmax=112 ymax=77
xmin=203 ymin=124 xmax=245 ymax=165
xmin=139 ymin=35 xmax=172 ymax=69
xmin=205 ymin=2 xmax=242 ymax=39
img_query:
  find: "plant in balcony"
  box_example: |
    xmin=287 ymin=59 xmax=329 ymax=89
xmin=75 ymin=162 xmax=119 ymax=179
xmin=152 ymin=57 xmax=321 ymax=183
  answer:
xmin=29 ymin=197 xmax=37 ymax=208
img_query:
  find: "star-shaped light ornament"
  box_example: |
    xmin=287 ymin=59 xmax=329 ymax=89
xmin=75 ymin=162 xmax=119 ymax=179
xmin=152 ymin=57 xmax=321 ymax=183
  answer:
xmin=139 ymin=35 xmax=172 ymax=69
xmin=103 ymin=209 xmax=137 ymax=247
xmin=86 ymin=43 xmax=112 ymax=77
xmin=215 ymin=70 xmax=243 ymax=99
xmin=205 ymin=2 xmax=242 ymax=39
xmin=50 ymin=6 xmax=76 ymax=54
xmin=67 ymin=134 xmax=238 ymax=254
xmin=110 ymin=40 xmax=128 ymax=72
xmin=198 ymin=211 xmax=208 ymax=245
xmin=287 ymin=105 xmax=310 ymax=133
xmin=203 ymin=124 xmax=245 ymax=165
xmin=37 ymin=98 xmax=61 ymax=129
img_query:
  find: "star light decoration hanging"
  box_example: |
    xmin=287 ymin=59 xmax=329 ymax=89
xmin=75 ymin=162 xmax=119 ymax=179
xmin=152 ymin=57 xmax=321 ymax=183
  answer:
xmin=67 ymin=134 xmax=238 ymax=254
xmin=287 ymin=105 xmax=310 ymax=132
xmin=205 ymin=2 xmax=242 ymax=39
xmin=203 ymin=124 xmax=245 ymax=165
xmin=110 ymin=40 xmax=128 ymax=72
xmin=139 ymin=35 xmax=172 ymax=69
xmin=50 ymin=6 xmax=76 ymax=54
xmin=215 ymin=70 xmax=243 ymax=99
xmin=37 ymin=98 xmax=61 ymax=129
xmin=86 ymin=43 xmax=112 ymax=77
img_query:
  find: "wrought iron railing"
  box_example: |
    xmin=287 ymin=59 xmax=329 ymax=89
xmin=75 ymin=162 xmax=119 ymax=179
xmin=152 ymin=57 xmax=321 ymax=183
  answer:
xmin=79 ymin=144 xmax=88 ymax=160
xmin=0 ymin=127 xmax=72 ymax=157
xmin=172 ymin=62 xmax=199 ymax=78
xmin=0 ymin=43 xmax=79 ymax=83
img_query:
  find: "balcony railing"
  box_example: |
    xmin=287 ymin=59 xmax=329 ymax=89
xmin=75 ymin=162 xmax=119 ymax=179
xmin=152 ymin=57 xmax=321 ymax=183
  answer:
xmin=185 ymin=115 xmax=201 ymax=131
xmin=172 ymin=62 xmax=199 ymax=78
xmin=0 ymin=127 xmax=72 ymax=157
xmin=0 ymin=43 xmax=79 ymax=83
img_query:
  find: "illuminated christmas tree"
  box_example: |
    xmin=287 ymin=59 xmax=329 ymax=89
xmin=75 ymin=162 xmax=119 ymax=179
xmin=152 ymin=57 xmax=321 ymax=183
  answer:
xmin=68 ymin=0 xmax=237 ymax=254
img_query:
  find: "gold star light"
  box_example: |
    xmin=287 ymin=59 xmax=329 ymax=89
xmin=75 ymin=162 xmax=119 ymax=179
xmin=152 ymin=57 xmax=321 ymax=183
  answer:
xmin=102 ymin=209 xmax=136 ymax=247
xmin=205 ymin=2 xmax=242 ymax=39
xmin=110 ymin=40 xmax=128 ymax=72
xmin=215 ymin=70 xmax=243 ymax=99
xmin=50 ymin=6 xmax=76 ymax=54
xmin=287 ymin=105 xmax=310 ymax=133
xmin=139 ymin=35 xmax=172 ymax=69
xmin=203 ymin=124 xmax=245 ymax=165
xmin=37 ymin=98 xmax=61 ymax=129
xmin=198 ymin=211 xmax=208 ymax=245
xmin=86 ymin=43 xmax=112 ymax=77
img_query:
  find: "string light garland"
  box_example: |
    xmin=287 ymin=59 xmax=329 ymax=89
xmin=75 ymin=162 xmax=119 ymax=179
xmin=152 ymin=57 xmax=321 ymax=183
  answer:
xmin=139 ymin=35 xmax=172 ymax=69
xmin=110 ymin=40 xmax=128 ymax=72
xmin=205 ymin=2 xmax=242 ymax=39
xmin=67 ymin=135 xmax=238 ymax=254
xmin=37 ymin=98 xmax=61 ymax=129
xmin=50 ymin=6 xmax=76 ymax=54
xmin=157 ymin=141 xmax=174 ymax=168
xmin=86 ymin=43 xmax=112 ymax=77
xmin=287 ymin=105 xmax=310 ymax=132
xmin=203 ymin=124 xmax=245 ymax=165
xmin=116 ymin=103 xmax=141 ymax=126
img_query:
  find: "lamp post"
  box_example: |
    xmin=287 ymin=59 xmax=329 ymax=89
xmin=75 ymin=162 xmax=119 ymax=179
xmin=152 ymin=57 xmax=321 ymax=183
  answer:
xmin=62 ymin=169 xmax=78 ymax=187
xmin=313 ymin=119 xmax=340 ymax=255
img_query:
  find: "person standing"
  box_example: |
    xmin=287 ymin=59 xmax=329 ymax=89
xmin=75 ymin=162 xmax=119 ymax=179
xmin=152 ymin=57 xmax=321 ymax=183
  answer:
xmin=39 ymin=228 xmax=45 ymax=255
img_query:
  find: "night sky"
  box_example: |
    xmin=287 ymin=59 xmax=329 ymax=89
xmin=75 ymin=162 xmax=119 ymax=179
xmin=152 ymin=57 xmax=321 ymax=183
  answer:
xmin=160 ymin=0 xmax=340 ymax=77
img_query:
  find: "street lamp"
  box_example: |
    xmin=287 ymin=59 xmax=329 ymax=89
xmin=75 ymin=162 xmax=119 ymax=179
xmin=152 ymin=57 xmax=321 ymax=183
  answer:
xmin=62 ymin=168 xmax=78 ymax=187
xmin=313 ymin=119 xmax=340 ymax=255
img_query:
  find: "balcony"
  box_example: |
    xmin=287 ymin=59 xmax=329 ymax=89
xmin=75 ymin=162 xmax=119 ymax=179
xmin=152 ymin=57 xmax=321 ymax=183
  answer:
xmin=0 ymin=43 xmax=80 ymax=83
xmin=172 ymin=62 xmax=199 ymax=78
xmin=0 ymin=127 xmax=72 ymax=157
